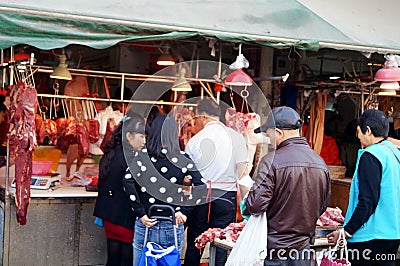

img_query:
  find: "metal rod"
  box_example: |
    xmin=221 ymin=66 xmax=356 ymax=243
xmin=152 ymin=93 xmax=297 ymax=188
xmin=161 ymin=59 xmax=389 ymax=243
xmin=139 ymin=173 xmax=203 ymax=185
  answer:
xmin=36 ymin=93 xmax=197 ymax=106
xmin=35 ymin=65 xmax=215 ymax=83
xmin=199 ymin=81 xmax=217 ymax=103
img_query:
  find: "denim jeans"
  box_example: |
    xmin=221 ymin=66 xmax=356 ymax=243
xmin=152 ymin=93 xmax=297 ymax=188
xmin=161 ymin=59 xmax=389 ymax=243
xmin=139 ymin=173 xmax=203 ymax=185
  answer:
xmin=133 ymin=218 xmax=184 ymax=266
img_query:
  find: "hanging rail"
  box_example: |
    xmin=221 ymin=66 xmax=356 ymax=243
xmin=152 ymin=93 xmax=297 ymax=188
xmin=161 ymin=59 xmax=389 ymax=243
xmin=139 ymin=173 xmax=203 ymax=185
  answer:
xmin=36 ymin=93 xmax=198 ymax=107
xmin=34 ymin=65 xmax=216 ymax=83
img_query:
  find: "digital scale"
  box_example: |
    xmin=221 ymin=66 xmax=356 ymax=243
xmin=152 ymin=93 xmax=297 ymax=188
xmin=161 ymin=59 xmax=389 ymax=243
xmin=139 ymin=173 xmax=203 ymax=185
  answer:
xmin=11 ymin=173 xmax=60 ymax=190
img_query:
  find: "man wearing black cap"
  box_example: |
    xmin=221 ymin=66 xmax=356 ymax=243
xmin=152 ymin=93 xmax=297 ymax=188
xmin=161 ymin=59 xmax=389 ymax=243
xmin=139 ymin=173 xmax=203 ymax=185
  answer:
xmin=245 ymin=106 xmax=331 ymax=265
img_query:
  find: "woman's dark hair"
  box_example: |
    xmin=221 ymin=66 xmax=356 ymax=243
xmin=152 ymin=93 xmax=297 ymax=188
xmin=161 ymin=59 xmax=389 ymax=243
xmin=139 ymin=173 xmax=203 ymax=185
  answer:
xmin=99 ymin=114 xmax=145 ymax=180
xmin=357 ymin=109 xmax=389 ymax=138
xmin=147 ymin=114 xmax=180 ymax=159
xmin=197 ymin=98 xmax=221 ymax=117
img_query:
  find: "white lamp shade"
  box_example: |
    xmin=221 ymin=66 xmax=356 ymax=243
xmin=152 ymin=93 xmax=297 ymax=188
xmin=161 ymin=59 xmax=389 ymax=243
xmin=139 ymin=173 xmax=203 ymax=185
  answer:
xmin=50 ymin=55 xmax=72 ymax=80
xmin=379 ymin=81 xmax=399 ymax=90
xmin=172 ymin=69 xmax=192 ymax=92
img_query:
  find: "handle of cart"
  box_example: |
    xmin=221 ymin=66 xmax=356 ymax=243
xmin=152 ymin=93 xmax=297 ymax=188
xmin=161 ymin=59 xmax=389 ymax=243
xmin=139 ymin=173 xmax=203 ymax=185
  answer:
xmin=143 ymin=204 xmax=178 ymax=248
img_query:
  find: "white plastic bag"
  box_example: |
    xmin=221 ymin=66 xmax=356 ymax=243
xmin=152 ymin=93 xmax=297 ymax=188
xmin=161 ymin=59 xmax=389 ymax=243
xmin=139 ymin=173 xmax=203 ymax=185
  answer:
xmin=225 ymin=212 xmax=268 ymax=266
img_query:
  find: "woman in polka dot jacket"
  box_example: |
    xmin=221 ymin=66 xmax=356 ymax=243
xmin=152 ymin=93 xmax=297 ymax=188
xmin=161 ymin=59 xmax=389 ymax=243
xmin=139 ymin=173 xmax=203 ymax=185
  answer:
xmin=93 ymin=115 xmax=146 ymax=266
xmin=123 ymin=114 xmax=206 ymax=266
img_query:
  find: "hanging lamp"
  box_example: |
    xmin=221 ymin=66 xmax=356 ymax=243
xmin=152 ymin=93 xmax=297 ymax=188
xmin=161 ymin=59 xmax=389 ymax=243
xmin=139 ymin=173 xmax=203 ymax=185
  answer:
xmin=50 ymin=54 xmax=72 ymax=80
xmin=157 ymin=46 xmax=175 ymax=66
xmin=224 ymin=44 xmax=252 ymax=87
xmin=172 ymin=68 xmax=192 ymax=92
xmin=225 ymin=69 xmax=253 ymax=86
xmin=374 ymin=54 xmax=400 ymax=92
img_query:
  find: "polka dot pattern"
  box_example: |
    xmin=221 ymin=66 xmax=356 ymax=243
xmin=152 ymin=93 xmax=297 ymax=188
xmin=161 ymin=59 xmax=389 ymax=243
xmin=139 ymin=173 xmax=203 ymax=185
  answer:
xmin=124 ymin=173 xmax=132 ymax=179
xmin=171 ymin=157 xmax=178 ymax=163
xmin=149 ymin=198 xmax=155 ymax=203
xmin=150 ymin=176 xmax=157 ymax=183
xmin=187 ymin=163 xmax=193 ymax=169
xmin=161 ymin=167 xmax=168 ymax=173
xmin=170 ymin=177 xmax=177 ymax=183
xmin=182 ymin=167 xmax=187 ymax=173
xmin=141 ymin=187 xmax=147 ymax=192
xmin=130 ymin=195 xmax=136 ymax=201
xmin=140 ymin=166 xmax=147 ymax=172
xmin=167 ymin=197 xmax=173 ymax=203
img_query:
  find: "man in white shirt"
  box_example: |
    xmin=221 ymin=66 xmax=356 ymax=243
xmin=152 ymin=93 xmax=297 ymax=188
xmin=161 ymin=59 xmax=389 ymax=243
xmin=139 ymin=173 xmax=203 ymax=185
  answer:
xmin=184 ymin=98 xmax=250 ymax=266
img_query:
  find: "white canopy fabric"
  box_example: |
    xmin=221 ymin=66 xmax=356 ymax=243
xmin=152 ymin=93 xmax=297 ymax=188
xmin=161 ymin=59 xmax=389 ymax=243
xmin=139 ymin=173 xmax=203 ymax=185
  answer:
xmin=299 ymin=0 xmax=400 ymax=53
xmin=0 ymin=0 xmax=399 ymax=53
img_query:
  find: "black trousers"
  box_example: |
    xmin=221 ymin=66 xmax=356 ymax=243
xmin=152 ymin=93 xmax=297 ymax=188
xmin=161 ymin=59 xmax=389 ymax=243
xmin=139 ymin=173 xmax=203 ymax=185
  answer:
xmin=106 ymin=238 xmax=133 ymax=266
xmin=347 ymin=239 xmax=400 ymax=266
xmin=184 ymin=190 xmax=236 ymax=266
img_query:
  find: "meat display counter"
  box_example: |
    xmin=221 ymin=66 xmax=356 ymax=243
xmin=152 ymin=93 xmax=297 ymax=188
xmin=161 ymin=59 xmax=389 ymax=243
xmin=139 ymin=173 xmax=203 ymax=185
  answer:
xmin=0 ymin=156 xmax=105 ymax=266
xmin=2 ymin=185 xmax=105 ymax=266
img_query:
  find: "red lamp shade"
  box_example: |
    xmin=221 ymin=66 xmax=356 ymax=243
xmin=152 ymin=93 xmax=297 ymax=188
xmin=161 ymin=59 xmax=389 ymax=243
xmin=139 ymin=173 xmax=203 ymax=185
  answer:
xmin=225 ymin=69 xmax=253 ymax=86
xmin=374 ymin=67 xmax=400 ymax=82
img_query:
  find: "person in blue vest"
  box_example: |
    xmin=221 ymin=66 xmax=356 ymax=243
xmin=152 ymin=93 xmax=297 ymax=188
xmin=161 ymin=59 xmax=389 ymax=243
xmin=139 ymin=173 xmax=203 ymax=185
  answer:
xmin=328 ymin=109 xmax=400 ymax=266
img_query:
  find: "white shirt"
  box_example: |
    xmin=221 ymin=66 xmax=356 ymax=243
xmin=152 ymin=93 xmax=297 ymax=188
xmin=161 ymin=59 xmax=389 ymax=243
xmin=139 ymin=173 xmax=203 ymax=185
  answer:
xmin=185 ymin=120 xmax=249 ymax=191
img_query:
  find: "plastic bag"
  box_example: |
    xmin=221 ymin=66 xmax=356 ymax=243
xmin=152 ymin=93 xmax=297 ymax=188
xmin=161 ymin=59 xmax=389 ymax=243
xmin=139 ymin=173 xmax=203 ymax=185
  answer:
xmin=138 ymin=242 xmax=181 ymax=266
xmin=225 ymin=212 xmax=268 ymax=266
xmin=320 ymin=229 xmax=351 ymax=266
xmin=94 ymin=217 xmax=103 ymax=227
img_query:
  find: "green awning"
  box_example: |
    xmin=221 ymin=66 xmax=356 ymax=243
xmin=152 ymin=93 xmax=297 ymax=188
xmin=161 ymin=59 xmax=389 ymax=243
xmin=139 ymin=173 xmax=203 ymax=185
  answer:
xmin=0 ymin=0 xmax=398 ymax=53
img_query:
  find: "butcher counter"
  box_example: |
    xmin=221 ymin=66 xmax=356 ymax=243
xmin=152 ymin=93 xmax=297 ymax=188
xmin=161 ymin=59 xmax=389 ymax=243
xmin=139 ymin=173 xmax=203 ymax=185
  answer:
xmin=2 ymin=185 xmax=106 ymax=266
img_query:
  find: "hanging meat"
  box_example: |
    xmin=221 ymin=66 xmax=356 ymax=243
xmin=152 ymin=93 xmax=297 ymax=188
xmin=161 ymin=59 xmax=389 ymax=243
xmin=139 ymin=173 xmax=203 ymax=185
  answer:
xmin=35 ymin=114 xmax=45 ymax=144
xmin=8 ymin=82 xmax=38 ymax=225
xmin=55 ymin=117 xmax=69 ymax=153
xmin=64 ymin=76 xmax=89 ymax=121
xmin=77 ymin=122 xmax=90 ymax=158
xmin=63 ymin=118 xmax=91 ymax=178
xmin=43 ymin=119 xmax=58 ymax=145
xmin=65 ymin=117 xmax=78 ymax=146
xmin=87 ymin=119 xmax=100 ymax=144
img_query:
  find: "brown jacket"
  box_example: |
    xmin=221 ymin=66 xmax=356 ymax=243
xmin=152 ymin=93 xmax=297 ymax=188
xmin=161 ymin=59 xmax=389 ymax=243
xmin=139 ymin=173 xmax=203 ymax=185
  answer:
xmin=245 ymin=137 xmax=331 ymax=251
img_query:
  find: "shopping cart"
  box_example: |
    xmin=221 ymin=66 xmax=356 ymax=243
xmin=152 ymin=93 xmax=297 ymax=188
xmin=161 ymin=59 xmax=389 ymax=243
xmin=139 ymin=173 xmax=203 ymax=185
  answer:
xmin=138 ymin=204 xmax=181 ymax=266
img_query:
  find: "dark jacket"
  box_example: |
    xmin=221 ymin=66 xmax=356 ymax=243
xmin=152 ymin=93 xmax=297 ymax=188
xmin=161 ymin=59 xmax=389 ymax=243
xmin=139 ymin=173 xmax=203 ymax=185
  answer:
xmin=246 ymin=137 xmax=331 ymax=251
xmin=93 ymin=145 xmax=136 ymax=229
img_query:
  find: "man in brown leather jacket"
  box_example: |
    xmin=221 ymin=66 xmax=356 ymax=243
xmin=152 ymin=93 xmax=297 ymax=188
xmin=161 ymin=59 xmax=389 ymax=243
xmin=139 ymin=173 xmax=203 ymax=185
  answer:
xmin=245 ymin=106 xmax=331 ymax=265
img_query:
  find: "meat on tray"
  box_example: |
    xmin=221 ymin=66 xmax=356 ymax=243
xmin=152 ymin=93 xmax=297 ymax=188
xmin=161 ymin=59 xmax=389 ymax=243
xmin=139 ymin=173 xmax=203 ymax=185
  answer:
xmin=8 ymin=82 xmax=38 ymax=225
xmin=194 ymin=222 xmax=245 ymax=249
xmin=317 ymin=207 xmax=345 ymax=226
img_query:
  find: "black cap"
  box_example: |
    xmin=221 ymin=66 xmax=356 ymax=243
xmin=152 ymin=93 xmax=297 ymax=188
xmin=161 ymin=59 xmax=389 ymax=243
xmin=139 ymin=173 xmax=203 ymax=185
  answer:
xmin=254 ymin=106 xmax=302 ymax=133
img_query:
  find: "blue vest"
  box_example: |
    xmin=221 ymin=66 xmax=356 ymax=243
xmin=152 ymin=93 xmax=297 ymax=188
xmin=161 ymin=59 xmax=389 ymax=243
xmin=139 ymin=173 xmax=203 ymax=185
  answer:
xmin=344 ymin=140 xmax=400 ymax=242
